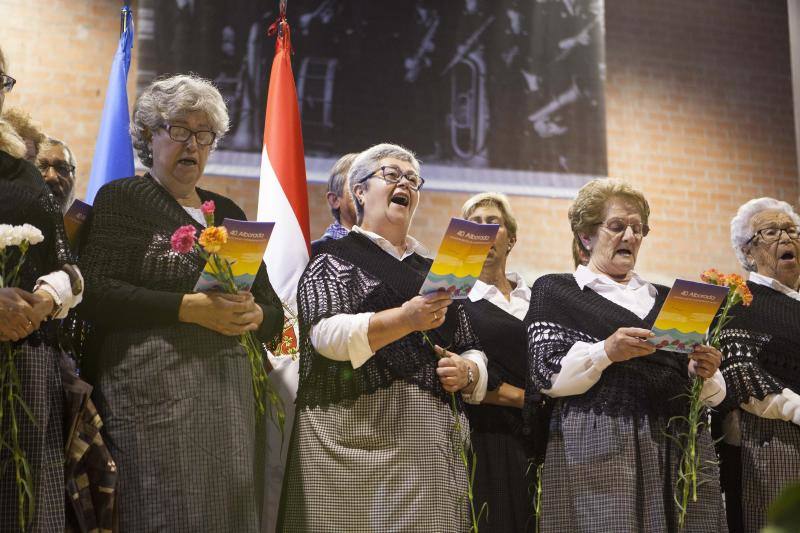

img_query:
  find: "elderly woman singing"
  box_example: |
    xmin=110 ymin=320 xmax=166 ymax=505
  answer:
xmin=79 ymin=74 xmax=284 ymax=532
xmin=525 ymin=178 xmax=728 ymax=532
xmin=716 ymin=198 xmax=800 ymax=532
xmin=278 ymin=143 xmax=488 ymax=532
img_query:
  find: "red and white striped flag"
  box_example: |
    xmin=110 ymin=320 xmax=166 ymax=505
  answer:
xmin=257 ymin=12 xmax=308 ymax=532
xmin=258 ymin=14 xmax=310 ymax=307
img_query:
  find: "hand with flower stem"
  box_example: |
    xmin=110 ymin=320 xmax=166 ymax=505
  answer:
xmin=179 ymin=290 xmax=264 ymax=336
xmin=434 ymin=345 xmax=479 ymax=394
xmin=688 ymin=345 xmax=722 ymax=379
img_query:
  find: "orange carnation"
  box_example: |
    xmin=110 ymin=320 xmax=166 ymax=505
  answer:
xmin=198 ymin=226 xmax=228 ymax=253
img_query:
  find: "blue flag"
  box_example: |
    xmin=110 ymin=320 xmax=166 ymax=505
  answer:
xmin=85 ymin=6 xmax=135 ymax=204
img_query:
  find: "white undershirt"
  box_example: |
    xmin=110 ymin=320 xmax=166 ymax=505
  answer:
xmin=308 ymin=226 xmax=488 ymax=403
xmin=541 ymin=265 xmax=726 ymax=407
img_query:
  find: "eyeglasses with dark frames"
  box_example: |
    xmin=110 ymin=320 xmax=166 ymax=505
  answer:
xmin=746 ymin=226 xmax=800 ymax=245
xmin=0 ymin=73 xmax=16 ymax=93
xmin=161 ymin=124 xmax=216 ymax=146
xmin=598 ymin=218 xmax=650 ymax=237
xmin=36 ymin=160 xmax=75 ymax=178
xmin=360 ymin=165 xmax=425 ymax=191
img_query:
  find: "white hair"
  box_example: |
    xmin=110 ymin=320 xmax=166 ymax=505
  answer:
xmin=730 ymin=197 xmax=800 ymax=270
xmin=347 ymin=143 xmax=420 ymax=222
xmin=131 ymin=74 xmax=229 ymax=167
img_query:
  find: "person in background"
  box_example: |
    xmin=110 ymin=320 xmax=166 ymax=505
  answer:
xmin=526 ymin=178 xmax=728 ymax=532
xmin=716 ymin=197 xmax=800 ymax=533
xmin=311 ymin=152 xmax=359 ymax=253
xmin=36 ymin=137 xmax=77 ymax=213
xmin=0 ymin=43 xmax=84 ymax=532
xmin=461 ymin=192 xmax=536 ymax=532
xmin=79 ymin=74 xmax=284 ymax=532
xmin=2 ymin=106 xmax=45 ymax=161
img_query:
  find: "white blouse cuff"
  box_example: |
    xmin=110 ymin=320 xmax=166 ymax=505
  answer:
xmin=35 ymin=268 xmax=83 ymax=319
xmin=742 ymin=388 xmax=800 ymax=425
xmin=461 ymin=349 xmax=488 ymax=404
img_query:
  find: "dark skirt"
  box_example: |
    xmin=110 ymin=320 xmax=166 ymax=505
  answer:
xmin=92 ymin=323 xmax=262 ymax=533
xmin=278 ymin=380 xmax=470 ymax=532
xmin=471 ymin=429 xmax=536 ymax=533
xmin=539 ymin=406 xmax=727 ymax=533
xmin=0 ymin=341 xmax=65 ymax=532
xmin=739 ymin=411 xmax=800 ymax=533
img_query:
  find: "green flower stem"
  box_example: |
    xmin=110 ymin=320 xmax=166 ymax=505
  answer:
xmin=421 ymin=331 xmax=486 ymax=532
xmin=198 ymin=247 xmax=285 ymax=428
xmin=2 ymin=342 xmax=35 ymax=532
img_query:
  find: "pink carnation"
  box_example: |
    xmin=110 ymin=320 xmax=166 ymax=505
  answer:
xmin=171 ymin=225 xmax=197 ymax=253
xmin=201 ymin=200 xmax=216 ymax=215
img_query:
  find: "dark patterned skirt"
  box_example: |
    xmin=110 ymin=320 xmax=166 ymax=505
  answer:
xmin=739 ymin=411 xmax=800 ymax=533
xmin=278 ymin=380 xmax=470 ymax=532
xmin=0 ymin=341 xmax=65 ymax=533
xmin=92 ymin=324 xmax=262 ymax=533
xmin=539 ymin=406 xmax=727 ymax=533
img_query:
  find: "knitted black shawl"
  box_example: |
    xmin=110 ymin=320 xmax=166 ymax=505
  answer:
xmin=297 ymin=231 xmax=481 ymax=410
xmin=524 ymin=273 xmax=691 ymax=422
xmin=78 ymin=175 xmax=283 ymax=360
xmin=718 ymin=281 xmax=798 ymax=408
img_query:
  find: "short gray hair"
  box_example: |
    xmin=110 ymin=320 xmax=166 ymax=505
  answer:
xmin=41 ymin=137 xmax=77 ymax=170
xmin=730 ymin=197 xmax=800 ymax=271
xmin=327 ymin=153 xmax=358 ymax=222
xmin=131 ymin=74 xmax=229 ymax=167
xmin=348 ymin=143 xmax=420 ymax=222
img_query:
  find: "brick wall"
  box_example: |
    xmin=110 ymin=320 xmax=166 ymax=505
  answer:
xmin=1 ymin=0 xmax=797 ymax=285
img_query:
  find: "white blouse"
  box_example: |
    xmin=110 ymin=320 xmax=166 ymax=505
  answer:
xmin=542 ymin=265 xmax=727 ymax=407
xmin=308 ymin=226 xmax=488 ymax=403
xmin=467 ymin=271 xmax=531 ymax=321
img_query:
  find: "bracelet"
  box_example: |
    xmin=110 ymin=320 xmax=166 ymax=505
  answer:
xmin=466 ymin=365 xmax=474 ymax=387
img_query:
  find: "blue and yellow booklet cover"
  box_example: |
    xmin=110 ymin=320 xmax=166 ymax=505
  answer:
xmin=648 ymin=279 xmax=729 ymax=353
xmin=193 ymin=219 xmax=274 ymax=292
xmin=419 ymin=217 xmax=499 ymax=299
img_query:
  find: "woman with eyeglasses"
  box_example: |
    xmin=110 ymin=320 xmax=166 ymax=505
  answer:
xmin=525 ymin=178 xmax=727 ymax=532
xmin=714 ymin=197 xmax=800 ymax=533
xmin=79 ymin=74 xmax=284 ymax=532
xmin=278 ymin=143 xmax=487 ymax=532
xmin=0 ymin=44 xmax=84 ymax=531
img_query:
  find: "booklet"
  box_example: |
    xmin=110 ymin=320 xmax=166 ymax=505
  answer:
xmin=648 ymin=278 xmax=729 ymax=353
xmin=63 ymin=199 xmax=92 ymax=250
xmin=193 ymin=219 xmax=275 ymax=292
xmin=419 ymin=217 xmax=500 ymax=299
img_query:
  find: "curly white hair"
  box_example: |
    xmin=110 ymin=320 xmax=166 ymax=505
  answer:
xmin=730 ymin=197 xmax=800 ymax=270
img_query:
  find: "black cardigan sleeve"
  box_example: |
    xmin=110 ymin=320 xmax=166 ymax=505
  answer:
xmin=78 ymin=180 xmax=186 ymax=327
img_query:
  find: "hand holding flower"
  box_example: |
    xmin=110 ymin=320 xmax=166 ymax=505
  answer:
xmin=688 ymin=344 xmax=722 ymax=379
xmin=179 ymin=291 xmax=260 ymax=336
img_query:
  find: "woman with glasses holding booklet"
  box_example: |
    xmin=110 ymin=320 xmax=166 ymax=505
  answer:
xmin=524 ymin=178 xmax=728 ymax=532
xmin=716 ymin=197 xmax=800 ymax=533
xmin=278 ymin=143 xmax=487 ymax=532
xmin=79 ymin=74 xmax=283 ymax=533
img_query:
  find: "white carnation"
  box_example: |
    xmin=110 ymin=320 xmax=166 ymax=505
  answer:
xmin=3 ymin=224 xmax=44 ymax=248
xmin=18 ymin=224 xmax=44 ymax=245
xmin=0 ymin=224 xmax=13 ymax=250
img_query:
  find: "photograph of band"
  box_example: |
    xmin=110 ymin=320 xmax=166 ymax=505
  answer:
xmin=136 ymin=0 xmax=606 ymax=187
